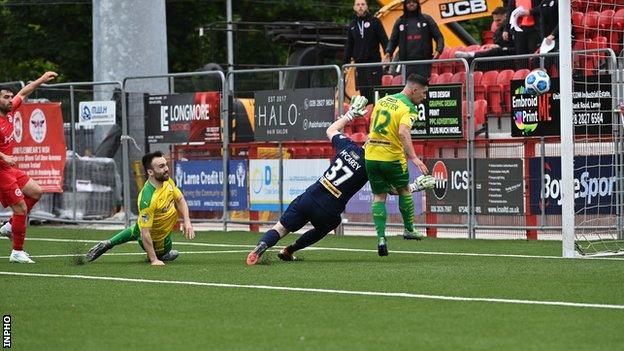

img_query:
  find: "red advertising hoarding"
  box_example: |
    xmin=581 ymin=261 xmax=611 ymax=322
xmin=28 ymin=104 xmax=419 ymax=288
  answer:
xmin=12 ymin=103 xmax=66 ymax=192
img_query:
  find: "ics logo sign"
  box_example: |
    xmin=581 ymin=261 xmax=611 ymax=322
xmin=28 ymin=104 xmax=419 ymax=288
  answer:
xmin=432 ymin=161 xmax=448 ymax=200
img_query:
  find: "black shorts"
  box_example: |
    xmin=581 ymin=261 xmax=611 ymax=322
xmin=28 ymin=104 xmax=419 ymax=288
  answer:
xmin=279 ymin=193 xmax=342 ymax=234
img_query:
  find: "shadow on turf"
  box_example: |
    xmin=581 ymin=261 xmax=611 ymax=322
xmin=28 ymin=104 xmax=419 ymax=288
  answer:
xmin=68 ymin=243 xmax=88 ymax=266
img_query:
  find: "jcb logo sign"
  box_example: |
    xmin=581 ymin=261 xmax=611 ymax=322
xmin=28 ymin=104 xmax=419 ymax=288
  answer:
xmin=439 ymin=0 xmax=487 ymax=19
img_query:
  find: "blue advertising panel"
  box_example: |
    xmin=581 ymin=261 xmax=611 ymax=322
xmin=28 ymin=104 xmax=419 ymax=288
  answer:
xmin=529 ymin=156 xmax=617 ymax=214
xmin=174 ymin=160 xmax=247 ymax=211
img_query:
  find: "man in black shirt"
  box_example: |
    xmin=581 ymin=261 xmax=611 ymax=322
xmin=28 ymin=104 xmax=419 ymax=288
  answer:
xmin=383 ymin=0 xmax=444 ymax=80
xmin=343 ymin=0 xmax=388 ymax=103
xmin=455 ymin=7 xmax=515 ymax=60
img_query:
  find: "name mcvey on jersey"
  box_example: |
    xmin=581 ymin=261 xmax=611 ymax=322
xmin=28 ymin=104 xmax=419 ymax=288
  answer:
xmin=543 ymin=172 xmax=617 ymax=205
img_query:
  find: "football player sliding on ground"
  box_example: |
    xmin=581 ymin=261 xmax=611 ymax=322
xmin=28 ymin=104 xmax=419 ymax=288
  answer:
xmin=86 ymin=151 xmax=195 ymax=265
xmin=246 ymin=95 xmax=435 ymax=265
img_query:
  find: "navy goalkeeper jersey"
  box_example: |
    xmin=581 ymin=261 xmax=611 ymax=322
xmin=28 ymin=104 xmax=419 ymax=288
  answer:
xmin=305 ymin=133 xmax=368 ymax=214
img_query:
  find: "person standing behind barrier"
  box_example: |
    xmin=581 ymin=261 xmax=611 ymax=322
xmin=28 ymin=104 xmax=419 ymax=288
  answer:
xmin=383 ymin=0 xmax=444 ymax=80
xmin=455 ymin=7 xmax=515 ymax=61
xmin=365 ymin=73 xmax=430 ymax=257
xmin=539 ymin=0 xmax=558 ymax=72
xmin=343 ymin=0 xmax=388 ymax=104
xmin=503 ymin=0 xmax=541 ymax=55
xmin=0 ymin=71 xmax=58 ymax=263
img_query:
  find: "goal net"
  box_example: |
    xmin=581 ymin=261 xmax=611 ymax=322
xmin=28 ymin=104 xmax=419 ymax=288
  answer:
xmin=564 ymin=0 xmax=624 ymax=256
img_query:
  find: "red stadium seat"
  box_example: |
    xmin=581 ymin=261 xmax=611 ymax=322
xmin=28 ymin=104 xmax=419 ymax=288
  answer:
xmin=474 ymin=99 xmax=488 ymax=126
xmin=354 ymin=117 xmax=368 ymax=134
xmin=582 ymin=11 xmax=600 ymax=38
xmin=614 ymin=9 xmax=624 ymax=30
xmin=451 ymin=72 xmax=467 ymax=98
xmin=391 ymin=74 xmax=403 ymax=86
xmin=429 ymin=73 xmax=439 ymax=84
xmin=363 ymin=103 xmax=373 ymax=122
xmin=470 ymin=71 xmax=484 ymax=100
xmin=599 ymin=9 xmax=616 ymax=31
xmin=439 ymin=47 xmax=456 ymax=74
xmin=381 ymin=74 xmax=393 ymax=86
xmin=513 ymin=69 xmax=531 ymax=81
xmin=307 ymin=147 xmax=324 ymax=158
xmin=290 ymin=147 xmax=308 ymax=158
xmin=477 ymin=70 xmax=502 ymax=114
xmin=451 ymin=71 xmax=467 ymax=85
xmin=436 ymin=72 xmax=454 ymax=84
xmin=323 ymin=146 xmax=334 ymax=158
xmin=572 ymin=12 xmax=585 ymax=40
xmin=350 ymin=132 xmax=368 ymax=143
xmin=496 ymin=69 xmax=515 ymax=113
xmin=462 ymin=100 xmax=467 ymax=119
xmin=343 ymin=123 xmax=354 ymax=136
xmin=465 ymin=44 xmax=481 ymax=52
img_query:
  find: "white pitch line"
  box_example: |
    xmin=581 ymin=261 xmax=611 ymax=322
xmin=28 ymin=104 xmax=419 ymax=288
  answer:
xmin=0 ymin=250 xmax=250 ymax=259
xmin=5 ymin=236 xmax=624 ymax=261
xmin=1 ymin=271 xmax=623 ymax=311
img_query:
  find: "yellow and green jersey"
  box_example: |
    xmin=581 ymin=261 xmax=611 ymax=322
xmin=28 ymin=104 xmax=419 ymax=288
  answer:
xmin=137 ymin=178 xmax=183 ymax=242
xmin=364 ymin=93 xmax=417 ymax=164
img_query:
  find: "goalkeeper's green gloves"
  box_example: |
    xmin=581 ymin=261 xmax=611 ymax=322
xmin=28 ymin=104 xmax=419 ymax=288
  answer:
xmin=342 ymin=95 xmax=369 ymax=121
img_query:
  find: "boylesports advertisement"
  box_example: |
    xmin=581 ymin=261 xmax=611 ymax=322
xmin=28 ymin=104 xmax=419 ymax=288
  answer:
xmin=174 ymin=160 xmax=247 ymax=211
xmin=426 ymin=158 xmax=524 ymax=214
xmin=511 ymin=75 xmax=612 ymax=137
xmin=254 ymin=88 xmax=335 ymax=141
xmin=12 ymin=103 xmax=67 ymax=192
xmin=146 ymin=92 xmax=221 ymax=144
xmin=528 ymin=156 xmax=617 ymax=214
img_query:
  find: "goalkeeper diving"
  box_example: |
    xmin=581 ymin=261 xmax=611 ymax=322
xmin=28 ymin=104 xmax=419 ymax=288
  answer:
xmin=246 ymin=95 xmax=434 ymax=265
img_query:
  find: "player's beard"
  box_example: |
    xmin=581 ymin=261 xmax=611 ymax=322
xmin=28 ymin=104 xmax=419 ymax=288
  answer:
xmin=154 ymin=171 xmax=169 ymax=182
xmin=0 ymin=104 xmax=10 ymax=114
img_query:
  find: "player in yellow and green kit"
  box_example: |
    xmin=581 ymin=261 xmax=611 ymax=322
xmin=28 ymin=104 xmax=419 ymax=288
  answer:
xmin=365 ymin=73 xmax=431 ymax=256
xmin=86 ymin=151 xmax=195 ymax=266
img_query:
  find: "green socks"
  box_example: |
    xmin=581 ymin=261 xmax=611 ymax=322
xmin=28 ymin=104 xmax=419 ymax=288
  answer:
xmin=398 ymin=194 xmax=415 ymax=233
xmin=372 ymin=201 xmax=387 ymax=242
xmin=109 ymin=227 xmax=136 ymax=247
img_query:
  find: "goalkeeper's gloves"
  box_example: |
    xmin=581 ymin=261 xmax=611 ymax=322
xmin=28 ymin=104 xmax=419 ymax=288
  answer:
xmin=342 ymin=95 xmax=369 ymax=121
xmin=409 ymin=175 xmax=436 ymax=192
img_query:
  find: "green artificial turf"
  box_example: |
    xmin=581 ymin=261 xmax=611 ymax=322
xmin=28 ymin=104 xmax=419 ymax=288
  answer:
xmin=1 ymin=227 xmax=622 ymax=350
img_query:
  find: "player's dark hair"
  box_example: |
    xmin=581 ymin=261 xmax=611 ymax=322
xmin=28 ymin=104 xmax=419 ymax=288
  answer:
xmin=406 ymin=73 xmax=429 ymax=87
xmin=142 ymin=151 xmax=163 ymax=174
xmin=492 ymin=7 xmax=506 ymax=15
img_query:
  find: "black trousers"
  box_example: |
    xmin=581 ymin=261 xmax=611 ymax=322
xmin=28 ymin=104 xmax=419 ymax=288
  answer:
xmin=405 ymin=63 xmax=432 ymax=81
xmin=355 ymin=65 xmax=383 ymax=104
xmin=514 ymin=26 xmax=540 ymax=55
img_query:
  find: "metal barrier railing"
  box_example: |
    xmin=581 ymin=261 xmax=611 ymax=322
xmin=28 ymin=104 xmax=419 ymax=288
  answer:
xmin=2 ymin=48 xmax=622 ymax=240
xmin=123 ymin=71 xmax=227 ymax=228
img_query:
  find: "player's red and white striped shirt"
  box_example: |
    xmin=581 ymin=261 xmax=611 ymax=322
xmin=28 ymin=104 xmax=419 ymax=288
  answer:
xmin=0 ymin=95 xmax=23 ymax=170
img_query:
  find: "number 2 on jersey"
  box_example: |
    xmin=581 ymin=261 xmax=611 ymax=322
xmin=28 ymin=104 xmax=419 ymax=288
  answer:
xmin=324 ymin=158 xmax=354 ymax=186
xmin=372 ymin=110 xmax=391 ymax=135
